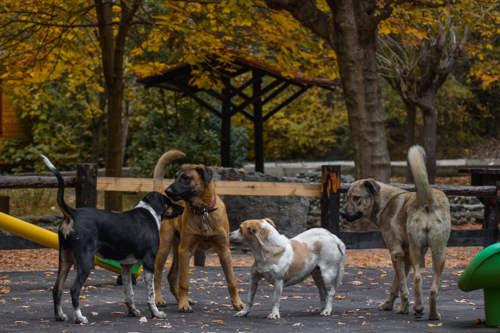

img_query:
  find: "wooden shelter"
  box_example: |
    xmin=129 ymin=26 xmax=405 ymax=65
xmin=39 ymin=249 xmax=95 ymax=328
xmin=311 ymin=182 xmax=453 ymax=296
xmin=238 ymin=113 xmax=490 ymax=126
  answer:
xmin=0 ymin=83 xmax=24 ymax=147
xmin=138 ymin=57 xmax=337 ymax=172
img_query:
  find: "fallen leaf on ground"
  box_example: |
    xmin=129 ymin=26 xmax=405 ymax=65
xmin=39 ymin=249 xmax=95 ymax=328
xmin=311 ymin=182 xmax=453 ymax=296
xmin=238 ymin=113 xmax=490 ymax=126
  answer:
xmin=212 ymin=319 xmax=225 ymax=325
xmin=427 ymin=322 xmax=443 ymax=327
xmin=139 ymin=316 xmax=148 ymax=323
xmin=351 ymin=280 xmax=363 ymax=286
xmin=335 ymin=295 xmax=346 ymax=300
xmin=0 ymin=287 xmax=10 ymax=294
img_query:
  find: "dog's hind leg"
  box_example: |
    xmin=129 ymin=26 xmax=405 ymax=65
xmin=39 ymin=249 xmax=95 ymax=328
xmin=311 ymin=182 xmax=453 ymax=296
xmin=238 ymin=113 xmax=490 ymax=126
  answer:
xmin=311 ymin=267 xmax=327 ymax=311
xmin=428 ymin=239 xmax=446 ymax=320
xmin=121 ymin=264 xmax=140 ymax=317
xmin=70 ymin=256 xmax=92 ymax=324
xmin=391 ymin=249 xmax=410 ymax=314
xmin=318 ymin=265 xmax=338 ymax=316
xmin=409 ymin=241 xmax=426 ymax=318
xmin=53 ymin=247 xmax=74 ymax=321
xmin=155 ymin=223 xmax=175 ymax=306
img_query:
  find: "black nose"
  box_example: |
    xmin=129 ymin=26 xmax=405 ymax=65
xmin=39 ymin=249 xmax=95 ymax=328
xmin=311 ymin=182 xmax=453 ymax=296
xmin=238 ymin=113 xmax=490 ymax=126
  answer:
xmin=339 ymin=210 xmax=347 ymax=219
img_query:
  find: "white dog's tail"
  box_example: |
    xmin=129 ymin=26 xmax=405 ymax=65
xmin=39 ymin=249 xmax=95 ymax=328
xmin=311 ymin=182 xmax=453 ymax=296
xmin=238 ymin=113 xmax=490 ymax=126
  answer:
xmin=408 ymin=145 xmax=433 ymax=206
xmin=153 ymin=149 xmax=186 ymax=191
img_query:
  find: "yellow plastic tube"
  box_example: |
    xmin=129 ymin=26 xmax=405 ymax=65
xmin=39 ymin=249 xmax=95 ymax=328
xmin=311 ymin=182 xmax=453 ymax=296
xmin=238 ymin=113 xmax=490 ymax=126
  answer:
xmin=0 ymin=212 xmax=141 ymax=276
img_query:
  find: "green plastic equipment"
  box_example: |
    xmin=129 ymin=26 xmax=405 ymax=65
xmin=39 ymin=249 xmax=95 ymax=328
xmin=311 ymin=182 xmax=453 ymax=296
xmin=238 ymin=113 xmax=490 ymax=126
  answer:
xmin=458 ymin=242 xmax=500 ymax=326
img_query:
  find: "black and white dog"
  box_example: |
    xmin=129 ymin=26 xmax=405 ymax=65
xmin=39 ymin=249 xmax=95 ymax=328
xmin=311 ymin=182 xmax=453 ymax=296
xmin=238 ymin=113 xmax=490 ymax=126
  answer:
xmin=41 ymin=155 xmax=183 ymax=324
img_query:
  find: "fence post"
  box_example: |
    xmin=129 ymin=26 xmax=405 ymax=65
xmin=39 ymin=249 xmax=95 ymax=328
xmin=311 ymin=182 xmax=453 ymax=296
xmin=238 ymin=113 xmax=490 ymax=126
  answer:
xmin=321 ymin=165 xmax=341 ymax=235
xmin=0 ymin=196 xmax=9 ymax=214
xmin=76 ymin=164 xmax=98 ymax=208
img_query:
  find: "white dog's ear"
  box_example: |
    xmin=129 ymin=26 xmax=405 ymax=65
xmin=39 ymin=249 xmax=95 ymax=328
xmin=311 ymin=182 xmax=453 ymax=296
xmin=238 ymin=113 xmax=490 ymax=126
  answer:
xmin=263 ymin=218 xmax=276 ymax=228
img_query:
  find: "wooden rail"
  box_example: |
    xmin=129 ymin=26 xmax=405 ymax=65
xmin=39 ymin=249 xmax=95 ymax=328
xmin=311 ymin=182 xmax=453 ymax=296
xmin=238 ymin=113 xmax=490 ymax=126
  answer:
xmin=1 ymin=165 xmax=498 ymax=255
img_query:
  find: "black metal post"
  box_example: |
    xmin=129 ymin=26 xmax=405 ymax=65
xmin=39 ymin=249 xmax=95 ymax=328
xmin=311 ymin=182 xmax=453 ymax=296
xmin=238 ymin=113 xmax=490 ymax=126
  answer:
xmin=253 ymin=70 xmax=264 ymax=173
xmin=0 ymin=196 xmax=9 ymax=214
xmin=76 ymin=163 xmax=98 ymax=208
xmin=320 ymin=165 xmax=341 ymax=235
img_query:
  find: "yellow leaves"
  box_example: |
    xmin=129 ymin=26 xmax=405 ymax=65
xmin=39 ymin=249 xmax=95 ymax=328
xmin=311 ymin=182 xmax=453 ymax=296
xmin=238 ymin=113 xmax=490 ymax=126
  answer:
xmin=0 ymin=287 xmax=11 ymax=294
xmin=427 ymin=322 xmax=443 ymax=327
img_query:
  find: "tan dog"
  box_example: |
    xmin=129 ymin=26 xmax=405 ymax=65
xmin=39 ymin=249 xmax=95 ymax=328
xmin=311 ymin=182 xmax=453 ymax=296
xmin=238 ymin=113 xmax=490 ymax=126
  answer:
xmin=340 ymin=145 xmax=451 ymax=320
xmin=152 ymin=150 xmax=244 ymax=312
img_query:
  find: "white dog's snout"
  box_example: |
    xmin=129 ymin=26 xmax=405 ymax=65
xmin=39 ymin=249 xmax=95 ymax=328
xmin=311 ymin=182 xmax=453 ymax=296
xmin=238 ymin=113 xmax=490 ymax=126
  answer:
xmin=229 ymin=230 xmax=243 ymax=243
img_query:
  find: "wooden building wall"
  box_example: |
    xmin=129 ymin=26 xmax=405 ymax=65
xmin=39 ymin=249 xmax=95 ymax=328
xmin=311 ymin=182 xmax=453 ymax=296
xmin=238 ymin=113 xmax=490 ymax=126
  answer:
xmin=0 ymin=83 xmax=25 ymax=145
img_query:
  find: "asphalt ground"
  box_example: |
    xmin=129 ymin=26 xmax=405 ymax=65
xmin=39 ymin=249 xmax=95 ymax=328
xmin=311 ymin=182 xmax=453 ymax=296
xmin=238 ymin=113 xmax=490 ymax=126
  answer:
xmin=0 ymin=267 xmax=497 ymax=333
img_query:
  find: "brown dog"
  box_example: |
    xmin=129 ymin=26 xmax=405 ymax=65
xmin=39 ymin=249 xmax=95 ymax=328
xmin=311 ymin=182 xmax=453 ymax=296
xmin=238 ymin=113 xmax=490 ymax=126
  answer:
xmin=340 ymin=145 xmax=451 ymax=320
xmin=152 ymin=150 xmax=244 ymax=312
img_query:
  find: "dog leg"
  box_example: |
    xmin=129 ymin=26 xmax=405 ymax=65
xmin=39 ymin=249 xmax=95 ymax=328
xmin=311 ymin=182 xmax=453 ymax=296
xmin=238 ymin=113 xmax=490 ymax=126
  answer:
xmin=177 ymin=241 xmax=194 ymax=312
xmin=429 ymin=241 xmax=446 ymax=320
xmin=391 ymin=250 xmax=410 ymax=314
xmin=409 ymin=242 xmax=425 ymax=318
xmin=234 ymin=267 xmax=260 ymax=317
xmin=120 ymin=264 xmax=140 ymax=317
xmin=53 ymin=248 xmax=73 ymax=321
xmin=155 ymin=223 xmax=175 ymax=306
xmin=70 ymin=259 xmax=92 ymax=324
xmin=318 ymin=267 xmax=337 ymax=316
xmin=379 ymin=272 xmax=399 ymax=311
xmin=267 ymin=279 xmax=283 ymax=320
xmin=143 ymin=268 xmax=167 ymax=319
xmin=311 ymin=267 xmax=326 ymax=312
xmin=215 ymin=242 xmax=244 ymax=311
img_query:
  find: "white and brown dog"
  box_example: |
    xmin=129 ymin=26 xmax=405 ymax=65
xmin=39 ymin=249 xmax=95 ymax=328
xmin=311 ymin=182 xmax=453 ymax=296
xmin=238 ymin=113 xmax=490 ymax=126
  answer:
xmin=230 ymin=219 xmax=345 ymax=319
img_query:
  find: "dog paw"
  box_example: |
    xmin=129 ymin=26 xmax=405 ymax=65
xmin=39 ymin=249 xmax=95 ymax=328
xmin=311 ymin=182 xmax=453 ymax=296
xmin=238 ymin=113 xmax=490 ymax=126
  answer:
xmin=320 ymin=308 xmax=332 ymax=316
xmin=413 ymin=305 xmax=424 ymax=318
xmin=177 ymin=302 xmax=193 ymax=313
xmin=74 ymin=316 xmax=88 ymax=325
xmin=155 ymin=296 xmax=167 ymax=307
xmin=153 ymin=311 xmax=167 ymax=319
xmin=232 ymin=300 xmax=245 ymax=311
xmin=234 ymin=309 xmax=250 ymax=317
xmin=128 ymin=308 xmax=141 ymax=317
xmin=56 ymin=313 xmax=68 ymax=321
xmin=428 ymin=312 xmax=441 ymax=321
xmin=267 ymin=312 xmax=280 ymax=320
xmin=379 ymin=301 xmax=394 ymax=311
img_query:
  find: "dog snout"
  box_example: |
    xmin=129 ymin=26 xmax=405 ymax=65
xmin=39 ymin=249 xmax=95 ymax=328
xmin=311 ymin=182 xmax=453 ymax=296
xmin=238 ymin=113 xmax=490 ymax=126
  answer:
xmin=340 ymin=210 xmax=363 ymax=222
xmin=229 ymin=230 xmax=243 ymax=243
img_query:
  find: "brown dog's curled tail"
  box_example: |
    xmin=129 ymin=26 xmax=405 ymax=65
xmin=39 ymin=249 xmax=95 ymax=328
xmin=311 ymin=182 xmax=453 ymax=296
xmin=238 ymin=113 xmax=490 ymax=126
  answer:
xmin=407 ymin=145 xmax=433 ymax=207
xmin=153 ymin=149 xmax=186 ymax=191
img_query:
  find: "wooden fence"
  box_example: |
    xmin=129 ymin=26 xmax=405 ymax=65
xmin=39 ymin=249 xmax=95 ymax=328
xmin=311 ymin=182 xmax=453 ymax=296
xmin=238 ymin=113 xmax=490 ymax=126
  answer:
xmin=0 ymin=164 xmax=499 ymax=254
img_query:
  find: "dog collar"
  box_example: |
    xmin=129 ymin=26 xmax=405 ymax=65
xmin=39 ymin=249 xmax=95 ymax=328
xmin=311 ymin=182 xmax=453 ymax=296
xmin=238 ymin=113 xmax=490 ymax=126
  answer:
xmin=136 ymin=201 xmax=162 ymax=231
xmin=190 ymin=195 xmax=218 ymax=217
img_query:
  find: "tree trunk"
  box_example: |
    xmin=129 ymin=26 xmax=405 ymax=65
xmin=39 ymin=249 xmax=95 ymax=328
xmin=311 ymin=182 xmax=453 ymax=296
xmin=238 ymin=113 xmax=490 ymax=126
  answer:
xmin=331 ymin=0 xmax=391 ymax=181
xmin=404 ymin=101 xmax=416 ymax=183
xmin=422 ymin=104 xmax=437 ymax=184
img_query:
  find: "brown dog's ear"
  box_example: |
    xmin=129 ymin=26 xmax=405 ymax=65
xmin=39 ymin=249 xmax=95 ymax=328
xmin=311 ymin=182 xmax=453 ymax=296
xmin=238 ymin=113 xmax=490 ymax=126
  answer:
xmin=263 ymin=218 xmax=276 ymax=228
xmin=363 ymin=179 xmax=380 ymax=195
xmin=196 ymin=166 xmax=213 ymax=186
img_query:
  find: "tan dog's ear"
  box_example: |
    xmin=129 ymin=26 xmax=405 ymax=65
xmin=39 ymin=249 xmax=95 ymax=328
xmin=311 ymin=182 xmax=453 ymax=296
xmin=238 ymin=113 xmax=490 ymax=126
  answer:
xmin=263 ymin=218 xmax=276 ymax=228
xmin=363 ymin=179 xmax=380 ymax=195
xmin=196 ymin=166 xmax=213 ymax=186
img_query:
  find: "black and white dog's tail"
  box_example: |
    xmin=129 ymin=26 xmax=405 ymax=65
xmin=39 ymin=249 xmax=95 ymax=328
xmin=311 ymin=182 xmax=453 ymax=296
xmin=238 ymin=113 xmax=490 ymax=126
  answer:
xmin=41 ymin=154 xmax=74 ymax=224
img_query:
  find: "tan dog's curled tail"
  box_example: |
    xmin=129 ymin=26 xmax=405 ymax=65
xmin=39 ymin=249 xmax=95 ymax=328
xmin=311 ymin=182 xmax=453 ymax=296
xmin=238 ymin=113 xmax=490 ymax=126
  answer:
xmin=408 ymin=145 xmax=433 ymax=206
xmin=153 ymin=149 xmax=186 ymax=192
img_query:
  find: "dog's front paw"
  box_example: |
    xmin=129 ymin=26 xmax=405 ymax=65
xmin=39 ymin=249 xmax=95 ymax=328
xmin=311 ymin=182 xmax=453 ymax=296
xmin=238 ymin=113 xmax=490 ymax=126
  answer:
xmin=153 ymin=310 xmax=167 ymax=319
xmin=74 ymin=316 xmax=88 ymax=325
xmin=232 ymin=299 xmax=245 ymax=311
xmin=234 ymin=306 xmax=250 ymax=317
xmin=320 ymin=308 xmax=332 ymax=316
xmin=267 ymin=311 xmax=280 ymax=320
xmin=155 ymin=295 xmax=167 ymax=307
xmin=379 ymin=300 xmax=394 ymax=311
xmin=177 ymin=300 xmax=193 ymax=313
xmin=55 ymin=312 xmax=68 ymax=322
